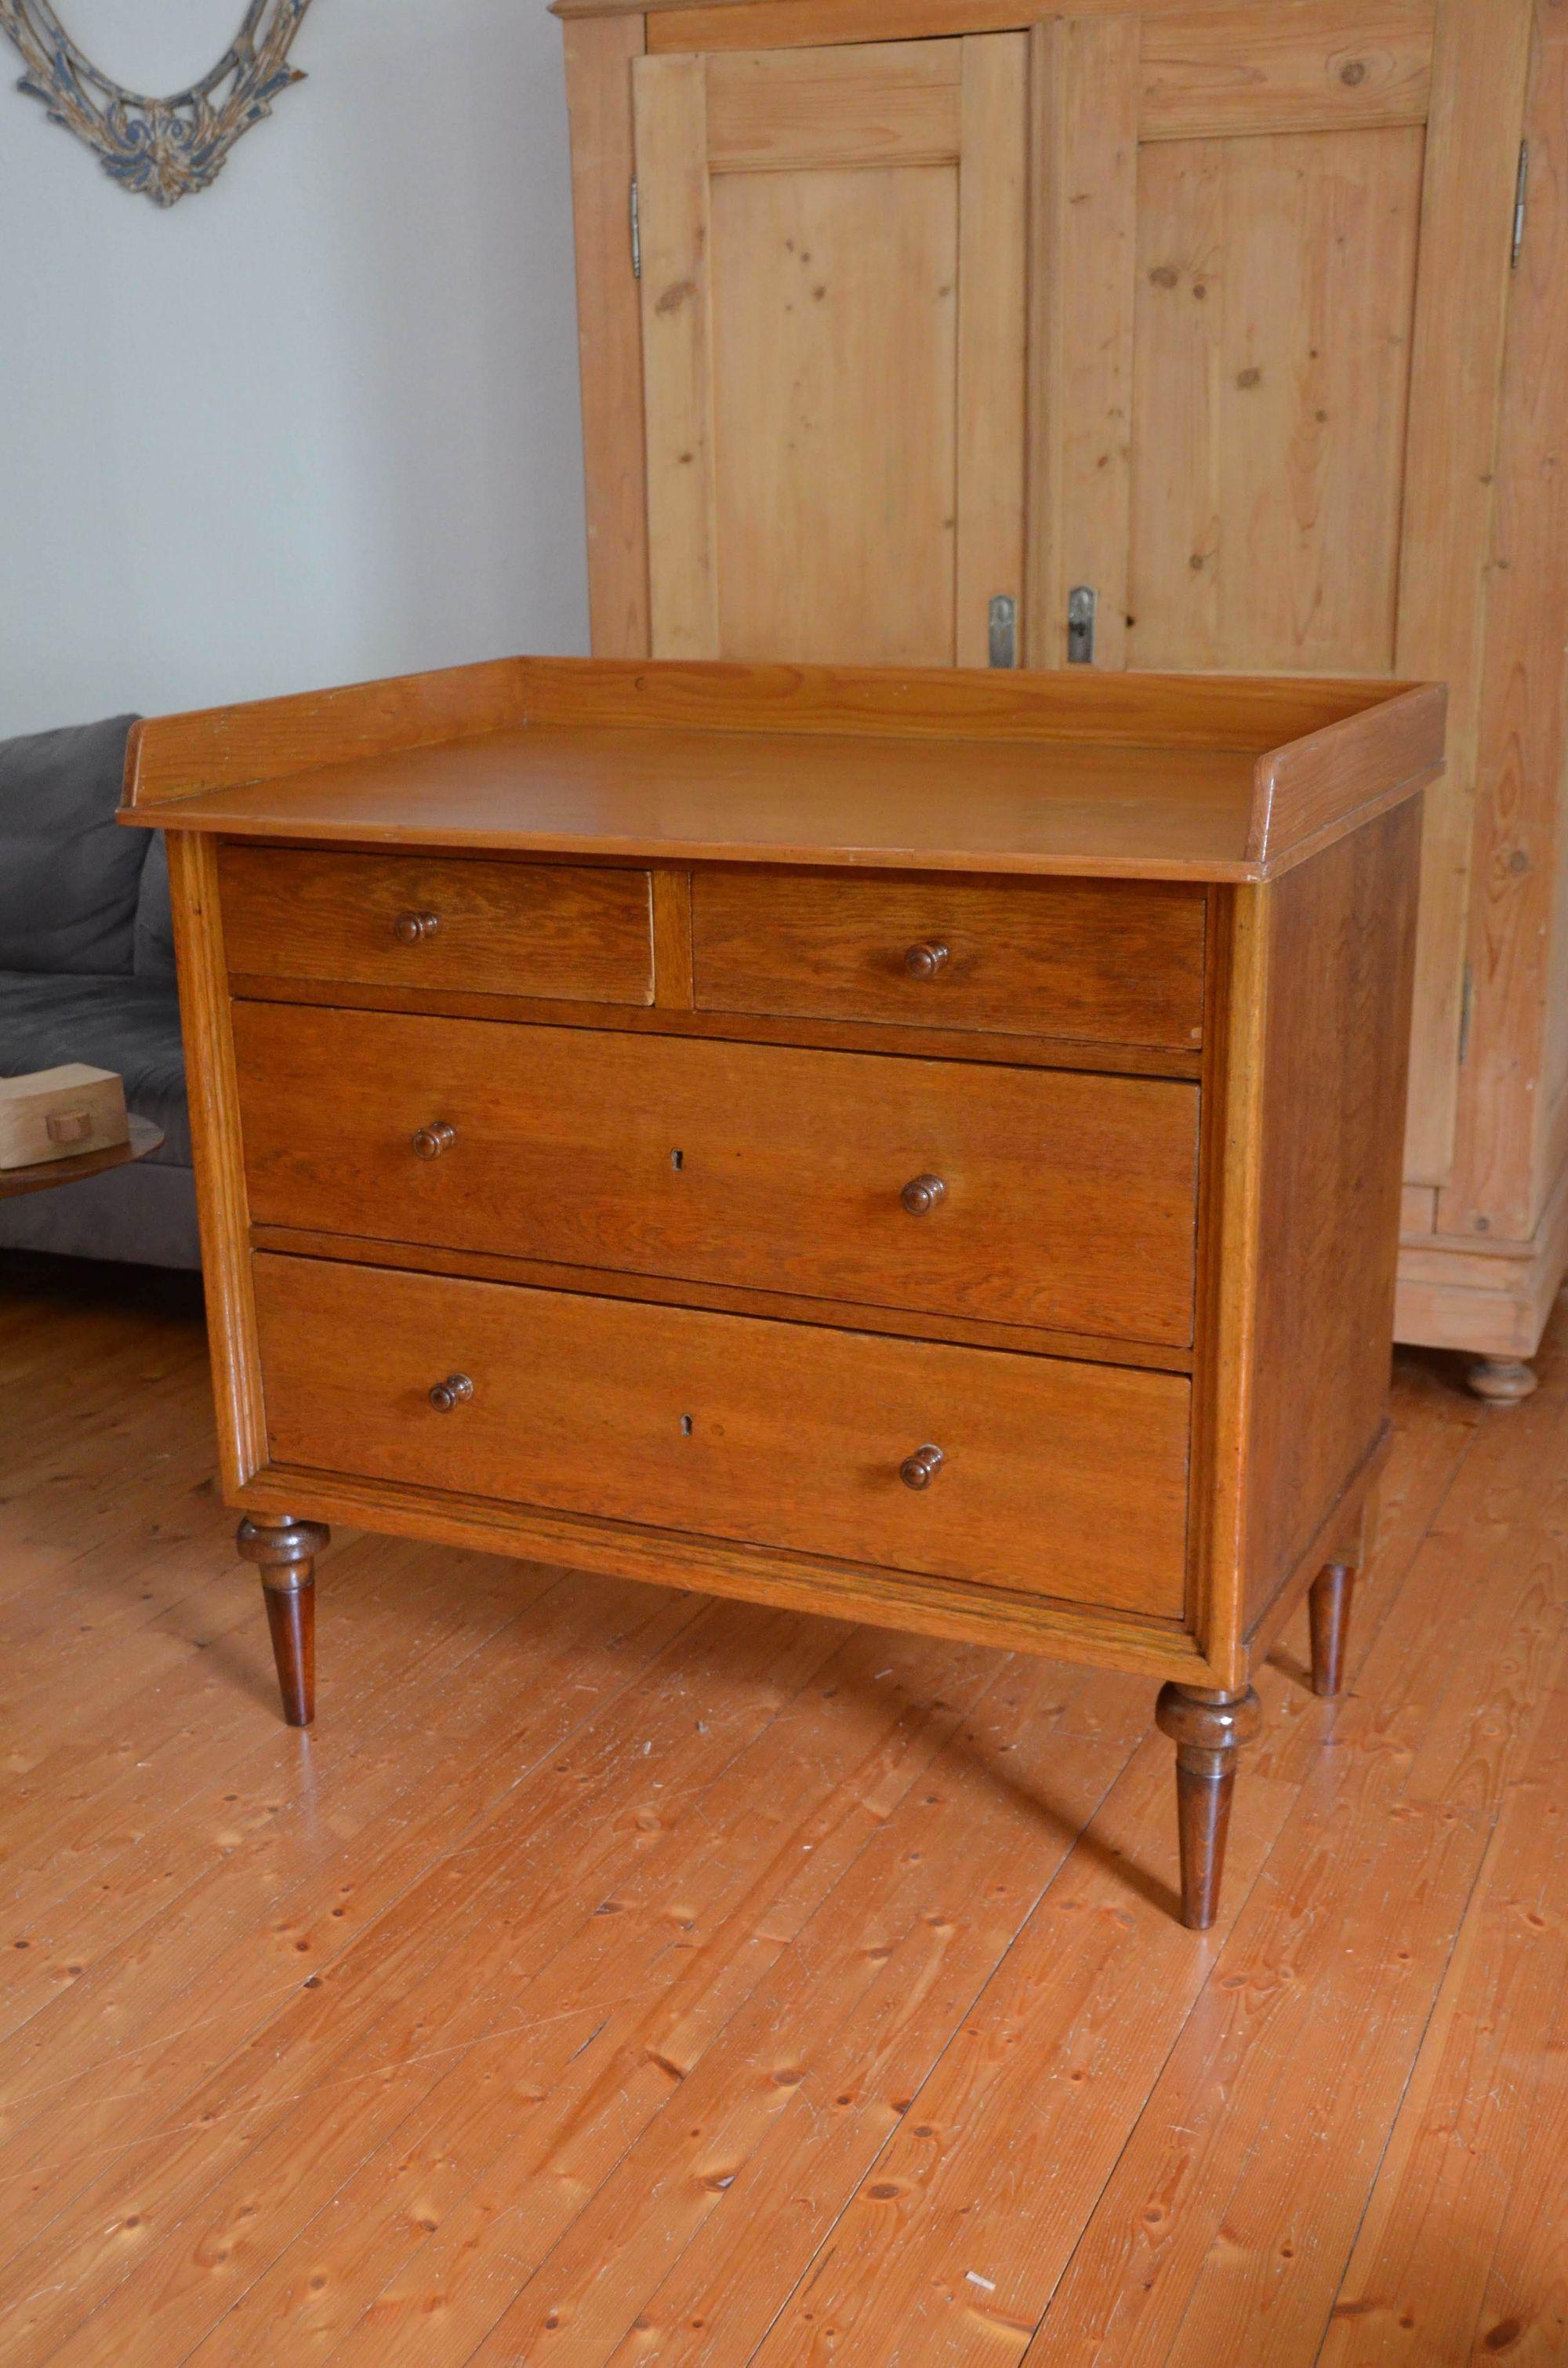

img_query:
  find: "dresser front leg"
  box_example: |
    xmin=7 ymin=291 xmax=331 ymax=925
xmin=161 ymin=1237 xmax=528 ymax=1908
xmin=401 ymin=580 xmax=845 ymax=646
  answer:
xmin=1308 ymin=1560 xmax=1357 ymax=1698
xmin=237 ymin=1515 xmax=328 ymax=1727
xmin=1154 ymin=1683 xmax=1261 ymax=1930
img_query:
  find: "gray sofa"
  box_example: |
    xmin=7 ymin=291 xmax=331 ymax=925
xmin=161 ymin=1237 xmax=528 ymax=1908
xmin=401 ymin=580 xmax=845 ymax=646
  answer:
xmin=0 ymin=715 xmax=199 ymax=1269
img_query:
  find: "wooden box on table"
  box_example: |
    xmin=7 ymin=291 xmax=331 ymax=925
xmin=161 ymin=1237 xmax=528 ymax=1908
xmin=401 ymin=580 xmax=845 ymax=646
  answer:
xmin=118 ymin=656 xmax=1443 ymax=1927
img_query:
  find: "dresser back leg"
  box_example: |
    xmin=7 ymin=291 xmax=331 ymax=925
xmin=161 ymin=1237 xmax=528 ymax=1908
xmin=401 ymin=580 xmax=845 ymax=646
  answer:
xmin=1308 ymin=1560 xmax=1357 ymax=1698
xmin=1154 ymin=1683 xmax=1261 ymax=1930
xmin=237 ymin=1516 xmax=328 ymax=1727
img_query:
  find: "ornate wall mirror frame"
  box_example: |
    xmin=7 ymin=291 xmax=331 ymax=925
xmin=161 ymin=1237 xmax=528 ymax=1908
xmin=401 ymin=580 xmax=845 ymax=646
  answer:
xmin=1 ymin=0 xmax=315 ymax=205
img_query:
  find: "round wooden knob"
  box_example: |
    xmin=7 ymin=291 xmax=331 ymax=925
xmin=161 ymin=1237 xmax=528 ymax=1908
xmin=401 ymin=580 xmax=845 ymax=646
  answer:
xmin=899 ymin=1444 xmax=945 ymax=1489
xmin=428 ymin=1373 xmax=474 ymax=1412
xmin=903 ymin=941 xmax=949 ymax=979
xmin=394 ymin=910 xmax=441 ymax=945
xmin=412 ymin=1122 xmax=457 ymax=1160
xmin=899 ymin=1174 xmax=946 ymax=1215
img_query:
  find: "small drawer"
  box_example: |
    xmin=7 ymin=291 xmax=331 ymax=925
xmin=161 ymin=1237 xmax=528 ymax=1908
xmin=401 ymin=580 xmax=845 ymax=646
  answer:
xmin=220 ymin=846 xmax=654 ymax=1006
xmin=691 ymin=870 xmax=1206 ymax=1048
xmin=253 ymin=1254 xmax=1191 ymax=1618
xmin=235 ymin=1004 xmax=1200 ymax=1346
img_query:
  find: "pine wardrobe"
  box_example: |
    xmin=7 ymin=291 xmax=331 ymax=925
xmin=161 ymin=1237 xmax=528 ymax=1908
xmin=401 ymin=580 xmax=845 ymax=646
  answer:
xmin=552 ymin=0 xmax=1568 ymax=1397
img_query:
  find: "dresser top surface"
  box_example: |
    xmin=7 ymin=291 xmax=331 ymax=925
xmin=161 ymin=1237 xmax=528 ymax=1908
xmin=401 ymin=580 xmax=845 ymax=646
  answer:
xmin=119 ymin=656 xmax=1445 ymax=883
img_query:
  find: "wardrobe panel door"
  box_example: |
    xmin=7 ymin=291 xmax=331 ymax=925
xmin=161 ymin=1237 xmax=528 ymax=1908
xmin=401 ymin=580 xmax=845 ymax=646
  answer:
xmin=711 ymin=162 xmax=959 ymax=664
xmin=1027 ymin=0 xmax=1530 ymax=1189
xmin=634 ymin=35 xmax=1026 ymax=668
xmin=1127 ymin=122 xmax=1424 ymax=675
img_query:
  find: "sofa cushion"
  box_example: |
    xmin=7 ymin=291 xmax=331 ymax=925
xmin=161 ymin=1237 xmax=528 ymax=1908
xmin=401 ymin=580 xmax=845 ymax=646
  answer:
xmin=0 ymin=973 xmax=188 ymax=1165
xmin=133 ymin=832 xmax=177 ymax=977
xmin=0 ymin=716 xmax=145 ymax=974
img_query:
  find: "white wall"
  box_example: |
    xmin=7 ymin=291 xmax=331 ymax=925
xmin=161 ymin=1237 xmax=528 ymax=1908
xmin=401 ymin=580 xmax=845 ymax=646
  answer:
xmin=0 ymin=0 xmax=590 ymax=735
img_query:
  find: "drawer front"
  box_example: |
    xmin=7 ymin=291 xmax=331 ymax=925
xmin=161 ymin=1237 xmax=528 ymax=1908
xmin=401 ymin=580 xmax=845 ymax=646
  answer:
xmin=236 ymin=1004 xmax=1200 ymax=1346
xmin=220 ymin=846 xmax=654 ymax=1005
xmin=691 ymin=871 xmax=1207 ymax=1048
xmin=253 ymin=1254 xmax=1190 ymax=1617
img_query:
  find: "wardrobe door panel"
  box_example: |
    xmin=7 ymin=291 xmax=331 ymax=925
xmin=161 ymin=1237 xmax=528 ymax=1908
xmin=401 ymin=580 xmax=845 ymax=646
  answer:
xmin=1027 ymin=0 xmax=1530 ymax=1190
xmin=711 ymin=163 xmax=958 ymax=665
xmin=634 ymin=35 xmax=1026 ymax=669
xmin=1127 ymin=123 xmax=1425 ymax=675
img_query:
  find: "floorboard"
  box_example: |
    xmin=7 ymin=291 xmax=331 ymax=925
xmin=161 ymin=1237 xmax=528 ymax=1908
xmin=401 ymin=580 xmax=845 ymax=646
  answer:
xmin=1 ymin=1249 xmax=1560 ymax=2365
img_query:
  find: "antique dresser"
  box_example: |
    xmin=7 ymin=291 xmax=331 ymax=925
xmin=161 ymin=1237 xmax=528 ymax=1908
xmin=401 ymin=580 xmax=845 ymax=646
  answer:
xmin=120 ymin=656 xmax=1443 ymax=1927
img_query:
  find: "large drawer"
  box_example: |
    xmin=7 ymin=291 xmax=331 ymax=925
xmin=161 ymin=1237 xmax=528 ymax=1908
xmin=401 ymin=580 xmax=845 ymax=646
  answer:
xmin=691 ymin=870 xmax=1207 ymax=1048
xmin=235 ymin=1004 xmax=1200 ymax=1346
xmin=220 ymin=846 xmax=654 ymax=1005
xmin=252 ymin=1254 xmax=1191 ymax=1617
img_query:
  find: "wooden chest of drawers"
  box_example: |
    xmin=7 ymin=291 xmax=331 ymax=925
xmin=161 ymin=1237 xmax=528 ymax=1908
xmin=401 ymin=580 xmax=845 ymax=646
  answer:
xmin=119 ymin=656 xmax=1443 ymax=1927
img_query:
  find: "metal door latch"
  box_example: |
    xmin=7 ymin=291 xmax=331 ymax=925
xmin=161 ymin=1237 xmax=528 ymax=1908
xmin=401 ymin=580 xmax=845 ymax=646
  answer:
xmin=987 ymin=594 xmax=1017 ymax=668
xmin=1067 ymin=585 xmax=1097 ymax=665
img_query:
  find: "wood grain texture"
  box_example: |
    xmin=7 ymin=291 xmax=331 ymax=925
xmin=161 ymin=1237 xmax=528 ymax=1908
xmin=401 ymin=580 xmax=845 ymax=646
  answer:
xmin=1396 ymin=0 xmax=1534 ymax=1185
xmin=217 ymin=844 xmax=654 ymax=1004
xmin=1139 ymin=0 xmax=1434 ymax=141
xmin=1443 ymin=0 xmax=1568 ymax=1245
xmin=126 ymin=688 xmax=1436 ymax=886
xmin=562 ymin=9 xmax=652 ymax=658
xmin=631 ymin=0 xmax=1331 ymax=35
xmin=1397 ymin=1136 xmax=1568 ymax=1357
xmin=1239 ymin=799 xmax=1421 ymax=1632
xmin=245 ymin=1455 xmax=1203 ymax=1673
xmin=13 ymin=1242 xmax=1561 ymax=2365
xmin=125 ymin=648 xmax=1420 ymax=757
xmin=690 ymin=865 xmax=1207 ymax=1044
xmin=630 ymin=35 xmax=1033 ymax=669
xmin=635 ymin=51 xmax=720 ymax=656
xmin=955 ymin=32 xmax=1027 ymax=666
xmin=251 ymin=1251 xmax=1192 ymax=1615
xmin=165 ymin=832 xmax=265 ymax=1491
xmin=703 ymin=37 xmax=961 ymax=169
xmin=249 ymin=1222 xmax=1197 ymax=1371
xmin=1026 ymin=11 xmax=1140 ymax=671
xmin=651 ymin=864 xmax=695 ymax=1004
xmin=1128 ymin=118 xmax=1426 ymax=678
xmin=232 ymin=1001 xmax=1201 ymax=1344
xmin=125 ymin=727 xmax=1262 ymax=880
xmin=707 ymin=158 xmax=960 ymax=664
xmin=506 ymin=649 xmax=1420 ymax=746
xmin=647 ymin=0 xmax=1039 ymax=44
xmin=122 ymin=657 xmax=530 ymax=808
xmin=227 ymin=970 xmax=1203 ymax=1079
xmin=1250 ymin=681 xmax=1444 ymax=866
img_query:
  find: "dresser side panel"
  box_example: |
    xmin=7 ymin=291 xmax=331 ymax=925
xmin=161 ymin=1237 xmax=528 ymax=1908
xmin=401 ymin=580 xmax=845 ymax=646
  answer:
xmin=1240 ymin=798 xmax=1421 ymax=1635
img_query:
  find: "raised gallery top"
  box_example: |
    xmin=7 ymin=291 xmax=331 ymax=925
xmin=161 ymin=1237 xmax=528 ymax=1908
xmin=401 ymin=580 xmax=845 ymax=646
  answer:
xmin=118 ymin=656 xmax=1444 ymax=884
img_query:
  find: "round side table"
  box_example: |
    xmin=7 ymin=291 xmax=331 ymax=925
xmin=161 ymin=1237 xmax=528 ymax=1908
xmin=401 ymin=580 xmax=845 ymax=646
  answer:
xmin=0 ymin=1114 xmax=165 ymax=1201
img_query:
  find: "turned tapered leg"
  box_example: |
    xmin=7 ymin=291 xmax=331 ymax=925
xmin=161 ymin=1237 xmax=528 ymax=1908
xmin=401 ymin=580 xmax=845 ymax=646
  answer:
xmin=236 ymin=1515 xmax=328 ymax=1727
xmin=1308 ymin=1560 xmax=1357 ymax=1698
xmin=1154 ymin=1683 xmax=1261 ymax=1931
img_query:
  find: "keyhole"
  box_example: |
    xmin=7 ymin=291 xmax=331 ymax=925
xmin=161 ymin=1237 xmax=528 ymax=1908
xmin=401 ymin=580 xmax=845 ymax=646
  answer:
xmin=680 ymin=1415 xmax=694 ymax=1436
xmin=671 ymin=1149 xmax=684 ymax=1171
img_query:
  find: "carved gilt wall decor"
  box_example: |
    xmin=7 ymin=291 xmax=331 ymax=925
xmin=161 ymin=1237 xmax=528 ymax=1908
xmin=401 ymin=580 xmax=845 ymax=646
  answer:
xmin=1 ymin=0 xmax=314 ymax=205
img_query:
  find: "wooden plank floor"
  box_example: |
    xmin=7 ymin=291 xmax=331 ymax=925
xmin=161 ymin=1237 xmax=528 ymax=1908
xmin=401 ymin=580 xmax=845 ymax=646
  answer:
xmin=1 ymin=1249 xmax=1563 ymax=2366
